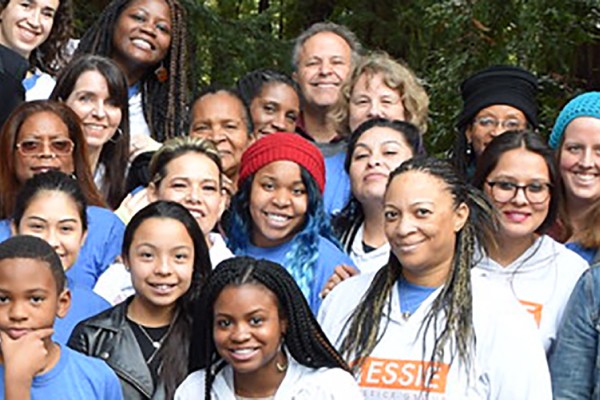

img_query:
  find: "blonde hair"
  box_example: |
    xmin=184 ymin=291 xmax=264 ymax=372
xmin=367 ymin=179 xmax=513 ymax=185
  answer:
xmin=329 ymin=51 xmax=429 ymax=137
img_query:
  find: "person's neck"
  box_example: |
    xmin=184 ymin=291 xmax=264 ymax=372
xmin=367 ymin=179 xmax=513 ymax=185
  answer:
xmin=234 ymin=352 xmax=287 ymax=398
xmin=566 ymin=197 xmax=594 ymax=238
xmin=302 ymin=105 xmax=336 ymax=143
xmin=489 ymin=233 xmax=536 ymax=266
xmin=127 ymin=296 xmax=175 ymax=327
xmin=362 ymin=201 xmax=387 ymax=248
xmin=402 ymin=260 xmax=450 ymax=287
xmin=87 ymin=146 xmax=102 ymax=177
xmin=112 ymin=57 xmax=144 ymax=87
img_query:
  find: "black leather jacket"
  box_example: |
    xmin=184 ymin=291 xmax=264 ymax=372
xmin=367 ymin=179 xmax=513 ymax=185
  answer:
xmin=68 ymin=299 xmax=165 ymax=400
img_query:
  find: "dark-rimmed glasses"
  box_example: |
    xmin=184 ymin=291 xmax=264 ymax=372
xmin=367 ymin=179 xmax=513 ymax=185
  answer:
xmin=486 ymin=180 xmax=552 ymax=204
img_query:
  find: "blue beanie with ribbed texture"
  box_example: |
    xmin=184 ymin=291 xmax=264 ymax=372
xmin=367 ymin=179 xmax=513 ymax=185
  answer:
xmin=549 ymin=92 xmax=600 ymax=149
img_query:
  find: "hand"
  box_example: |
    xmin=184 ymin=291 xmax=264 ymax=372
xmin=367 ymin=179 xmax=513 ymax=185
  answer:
xmin=320 ymin=264 xmax=359 ymax=299
xmin=1 ymin=328 xmax=54 ymax=382
xmin=114 ymin=188 xmax=152 ymax=224
xmin=129 ymin=134 xmax=162 ymax=162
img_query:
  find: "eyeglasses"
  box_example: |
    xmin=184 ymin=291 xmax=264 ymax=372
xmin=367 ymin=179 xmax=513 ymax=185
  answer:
xmin=486 ymin=180 xmax=552 ymax=204
xmin=473 ymin=117 xmax=525 ymax=131
xmin=16 ymin=138 xmax=74 ymax=156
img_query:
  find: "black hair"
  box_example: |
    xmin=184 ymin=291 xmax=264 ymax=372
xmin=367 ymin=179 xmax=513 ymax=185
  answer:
xmin=0 ymin=235 xmax=65 ymax=292
xmin=236 ymin=68 xmax=302 ymax=110
xmin=472 ymin=130 xmax=559 ymax=234
xmin=191 ymin=85 xmax=254 ymax=136
xmin=333 ymin=118 xmax=421 ymax=250
xmin=189 ymin=256 xmax=350 ymax=399
xmin=13 ymin=171 xmax=88 ymax=232
xmin=122 ymin=200 xmax=212 ymax=398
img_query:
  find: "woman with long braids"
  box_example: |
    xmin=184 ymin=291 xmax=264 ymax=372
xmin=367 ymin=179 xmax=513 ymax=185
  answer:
xmin=318 ymin=157 xmax=551 ymax=398
xmin=69 ymin=201 xmax=211 ymax=399
xmin=75 ymin=0 xmax=190 ymax=159
xmin=176 ymin=256 xmax=362 ymax=399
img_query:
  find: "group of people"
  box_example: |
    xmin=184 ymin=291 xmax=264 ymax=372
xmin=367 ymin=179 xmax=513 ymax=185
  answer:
xmin=0 ymin=0 xmax=599 ymax=398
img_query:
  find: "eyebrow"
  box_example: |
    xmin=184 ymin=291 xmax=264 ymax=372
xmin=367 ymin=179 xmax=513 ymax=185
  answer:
xmin=215 ymin=308 xmax=268 ymax=317
xmin=26 ymin=216 xmax=78 ymax=224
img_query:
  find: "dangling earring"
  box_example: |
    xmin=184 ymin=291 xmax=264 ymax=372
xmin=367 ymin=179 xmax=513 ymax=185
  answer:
xmin=154 ymin=63 xmax=168 ymax=83
xmin=109 ymin=128 xmax=123 ymax=143
xmin=466 ymin=142 xmax=473 ymax=156
xmin=275 ymin=336 xmax=288 ymax=373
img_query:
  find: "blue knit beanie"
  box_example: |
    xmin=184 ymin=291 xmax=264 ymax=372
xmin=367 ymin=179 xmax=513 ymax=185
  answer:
xmin=549 ymin=92 xmax=600 ymax=149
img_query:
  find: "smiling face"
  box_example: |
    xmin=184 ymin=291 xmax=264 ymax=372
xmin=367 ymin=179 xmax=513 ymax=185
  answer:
xmin=484 ymin=147 xmax=550 ymax=240
xmin=0 ymin=257 xmax=69 ymax=341
xmin=249 ymin=161 xmax=308 ymax=248
xmin=189 ymin=92 xmax=251 ymax=179
xmin=559 ymin=117 xmax=600 ymax=207
xmin=14 ymin=191 xmax=86 ymax=271
xmin=294 ymin=31 xmax=351 ymax=109
xmin=250 ymin=82 xmax=300 ymax=139
xmin=14 ymin=111 xmax=75 ymax=184
xmin=150 ymin=152 xmax=225 ymax=241
xmin=126 ymin=217 xmax=194 ymax=314
xmin=384 ymin=171 xmax=468 ymax=286
xmin=0 ymin=0 xmax=59 ymax=58
xmin=349 ymin=72 xmax=406 ymax=132
xmin=213 ymin=283 xmax=287 ymax=377
xmin=466 ymin=105 xmax=527 ymax=156
xmin=349 ymin=126 xmax=414 ymax=206
xmin=111 ymin=0 xmax=171 ymax=75
xmin=64 ymin=70 xmax=122 ymax=151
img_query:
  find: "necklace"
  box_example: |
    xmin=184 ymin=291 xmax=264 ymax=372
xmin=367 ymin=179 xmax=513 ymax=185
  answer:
xmin=137 ymin=324 xmax=166 ymax=349
xmin=129 ymin=309 xmax=180 ymax=365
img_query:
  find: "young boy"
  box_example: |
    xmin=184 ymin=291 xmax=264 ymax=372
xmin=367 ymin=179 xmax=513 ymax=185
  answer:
xmin=0 ymin=235 xmax=123 ymax=399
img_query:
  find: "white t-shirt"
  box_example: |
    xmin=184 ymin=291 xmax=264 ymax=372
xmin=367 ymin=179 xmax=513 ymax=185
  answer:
xmin=473 ymin=235 xmax=588 ymax=353
xmin=24 ymin=69 xmax=55 ymax=101
xmin=318 ymin=272 xmax=552 ymax=399
xmin=175 ymin=355 xmax=363 ymax=400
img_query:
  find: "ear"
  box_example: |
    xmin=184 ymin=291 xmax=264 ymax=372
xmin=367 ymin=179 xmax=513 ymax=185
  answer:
xmin=9 ymin=220 xmax=17 ymax=236
xmin=56 ymin=288 xmax=71 ymax=319
xmin=292 ymin=71 xmax=298 ymax=82
xmin=147 ymin=182 xmax=158 ymax=202
xmin=465 ymin=125 xmax=473 ymax=144
xmin=280 ymin=317 xmax=288 ymax=339
xmin=453 ymin=202 xmax=470 ymax=233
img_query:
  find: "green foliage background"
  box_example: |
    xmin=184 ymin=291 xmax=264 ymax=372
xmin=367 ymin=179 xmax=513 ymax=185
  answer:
xmin=74 ymin=0 xmax=600 ymax=154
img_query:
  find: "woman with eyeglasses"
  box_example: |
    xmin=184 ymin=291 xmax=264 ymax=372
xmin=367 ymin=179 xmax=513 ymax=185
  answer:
xmin=452 ymin=65 xmax=538 ymax=178
xmin=0 ymin=100 xmax=125 ymax=290
xmin=471 ymin=130 xmax=588 ymax=353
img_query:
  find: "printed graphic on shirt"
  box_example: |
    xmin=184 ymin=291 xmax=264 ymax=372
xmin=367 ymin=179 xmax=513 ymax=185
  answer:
xmin=358 ymin=357 xmax=450 ymax=399
xmin=519 ymin=300 xmax=543 ymax=327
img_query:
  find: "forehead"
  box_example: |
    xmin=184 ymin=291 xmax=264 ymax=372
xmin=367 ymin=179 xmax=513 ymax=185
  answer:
xmin=24 ymin=190 xmax=81 ymax=219
xmin=254 ymin=160 xmax=302 ymax=181
xmin=475 ymin=104 xmax=526 ymax=119
xmin=18 ymin=111 xmax=69 ymax=139
xmin=354 ymin=72 xmax=396 ymax=93
xmin=258 ymin=82 xmax=298 ymax=103
xmin=121 ymin=0 xmax=171 ymax=20
xmin=488 ymin=147 xmax=550 ymax=180
xmin=164 ymin=151 xmax=220 ymax=178
xmin=0 ymin=257 xmax=57 ymax=293
xmin=73 ymin=70 xmax=109 ymax=91
xmin=299 ymin=31 xmax=351 ymax=59
xmin=385 ymin=170 xmax=453 ymax=205
xmin=192 ymin=92 xmax=245 ymax=121
xmin=4 ymin=0 xmax=59 ymax=10
xmin=356 ymin=127 xmax=409 ymax=148
xmin=563 ymin=116 xmax=600 ymax=143
xmin=215 ymin=283 xmax=278 ymax=310
xmin=132 ymin=217 xmax=192 ymax=245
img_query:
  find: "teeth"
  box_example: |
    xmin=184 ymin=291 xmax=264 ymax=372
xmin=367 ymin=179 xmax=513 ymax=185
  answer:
xmin=574 ymin=172 xmax=598 ymax=181
xmin=86 ymin=124 xmax=105 ymax=130
xmin=232 ymin=348 xmax=255 ymax=354
xmin=189 ymin=210 xmax=203 ymax=218
xmin=267 ymin=213 xmax=288 ymax=222
xmin=132 ymin=38 xmax=152 ymax=50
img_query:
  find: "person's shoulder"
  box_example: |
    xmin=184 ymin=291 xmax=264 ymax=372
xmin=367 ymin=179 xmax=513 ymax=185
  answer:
xmin=290 ymin=365 xmax=363 ymax=399
xmin=87 ymin=206 xmax=126 ymax=229
xmin=72 ymin=302 xmax=123 ymax=332
xmin=175 ymin=369 xmax=207 ymax=399
xmin=62 ymin=346 xmax=117 ymax=380
xmin=542 ymin=235 xmax=589 ymax=271
xmin=317 ymin=237 xmax=353 ymax=264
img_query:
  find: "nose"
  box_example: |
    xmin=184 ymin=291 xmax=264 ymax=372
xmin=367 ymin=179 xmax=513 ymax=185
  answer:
xmin=367 ymin=152 xmax=382 ymax=168
xmin=367 ymin=101 xmax=384 ymax=119
xmin=271 ymin=113 xmax=287 ymax=131
xmin=154 ymin=257 xmax=172 ymax=276
xmin=37 ymin=140 xmax=56 ymax=159
xmin=512 ymin=187 xmax=529 ymax=205
xmin=319 ymin=60 xmax=333 ymax=76
xmin=186 ymin=185 xmax=201 ymax=203
xmin=92 ymin=100 xmax=107 ymax=118
xmin=272 ymin=188 xmax=291 ymax=207
xmin=139 ymin=19 xmax=157 ymax=37
xmin=392 ymin=216 xmax=416 ymax=238
xmin=26 ymin=7 xmax=42 ymax=28
xmin=580 ymin=148 xmax=595 ymax=167
xmin=231 ymin=323 xmax=251 ymax=342
xmin=8 ymin=301 xmax=27 ymax=322
xmin=44 ymin=228 xmax=61 ymax=253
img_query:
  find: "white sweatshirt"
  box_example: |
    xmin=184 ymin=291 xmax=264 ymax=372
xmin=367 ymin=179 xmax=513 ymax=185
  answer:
xmin=473 ymin=235 xmax=588 ymax=353
xmin=349 ymin=223 xmax=390 ymax=274
xmin=175 ymin=355 xmax=363 ymax=399
xmin=318 ymin=272 xmax=552 ymax=399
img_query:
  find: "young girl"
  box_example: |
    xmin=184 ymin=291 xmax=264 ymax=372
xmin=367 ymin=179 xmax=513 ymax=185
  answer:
xmin=0 ymin=0 xmax=73 ymax=100
xmin=472 ymin=130 xmax=588 ymax=353
xmin=177 ymin=256 xmax=362 ymax=399
xmin=69 ymin=201 xmax=212 ymax=399
xmin=548 ymin=91 xmax=600 ymax=264
xmin=319 ymin=157 xmax=551 ymax=398
xmin=225 ymin=133 xmax=353 ymax=312
xmin=50 ymin=54 xmax=130 ymax=209
xmin=0 ymin=100 xmax=125 ymax=289
xmin=9 ymin=171 xmax=110 ymax=344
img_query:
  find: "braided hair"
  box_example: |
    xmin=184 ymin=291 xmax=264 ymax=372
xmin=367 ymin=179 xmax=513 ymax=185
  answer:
xmin=189 ymin=256 xmax=350 ymax=399
xmin=338 ymin=157 xmax=498 ymax=384
xmin=75 ymin=0 xmax=190 ymax=141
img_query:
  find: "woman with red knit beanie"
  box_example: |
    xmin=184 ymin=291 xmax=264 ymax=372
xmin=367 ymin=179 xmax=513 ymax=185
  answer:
xmin=225 ymin=132 xmax=354 ymax=313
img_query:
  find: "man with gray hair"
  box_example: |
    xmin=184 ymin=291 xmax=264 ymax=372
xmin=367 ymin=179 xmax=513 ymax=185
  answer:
xmin=292 ymin=22 xmax=362 ymax=214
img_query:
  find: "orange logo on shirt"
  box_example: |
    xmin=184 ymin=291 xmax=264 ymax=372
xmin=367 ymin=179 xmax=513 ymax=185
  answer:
xmin=519 ymin=300 xmax=543 ymax=327
xmin=358 ymin=357 xmax=450 ymax=393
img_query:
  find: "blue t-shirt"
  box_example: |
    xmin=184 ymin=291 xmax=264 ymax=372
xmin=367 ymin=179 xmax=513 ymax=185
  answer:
xmin=0 ymin=206 xmax=125 ymax=289
xmin=323 ymin=152 xmax=351 ymax=216
xmin=397 ymin=276 xmax=438 ymax=315
xmin=566 ymin=242 xmax=597 ymax=265
xmin=243 ymin=236 xmax=354 ymax=313
xmin=54 ymin=279 xmax=111 ymax=345
xmin=0 ymin=345 xmax=123 ymax=399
